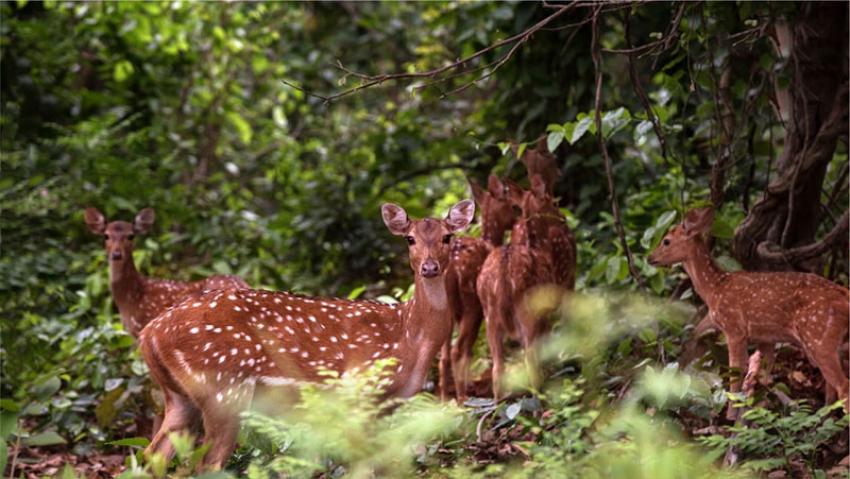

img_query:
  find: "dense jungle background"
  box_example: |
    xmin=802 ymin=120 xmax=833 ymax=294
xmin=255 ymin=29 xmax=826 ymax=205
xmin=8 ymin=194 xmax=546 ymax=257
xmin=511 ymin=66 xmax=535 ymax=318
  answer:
xmin=2 ymin=1 xmax=848 ymax=478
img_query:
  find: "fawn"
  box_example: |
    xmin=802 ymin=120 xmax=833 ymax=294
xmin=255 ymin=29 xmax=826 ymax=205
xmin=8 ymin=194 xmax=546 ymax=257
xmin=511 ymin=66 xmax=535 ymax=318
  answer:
xmin=84 ymin=207 xmax=249 ymax=337
xmin=648 ymin=207 xmax=849 ymax=417
xmin=477 ymin=176 xmax=576 ymax=399
xmin=139 ymin=200 xmax=475 ymax=469
xmin=441 ymin=175 xmax=516 ymax=401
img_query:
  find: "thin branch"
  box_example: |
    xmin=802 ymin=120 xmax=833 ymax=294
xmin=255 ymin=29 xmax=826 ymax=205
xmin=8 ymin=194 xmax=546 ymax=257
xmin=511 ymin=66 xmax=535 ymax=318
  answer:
xmin=602 ymin=3 xmax=685 ymax=62
xmin=591 ymin=5 xmax=644 ymax=288
xmin=623 ymin=7 xmax=669 ymax=162
xmin=756 ymin=209 xmax=850 ymax=266
xmin=284 ymin=3 xmax=578 ymax=105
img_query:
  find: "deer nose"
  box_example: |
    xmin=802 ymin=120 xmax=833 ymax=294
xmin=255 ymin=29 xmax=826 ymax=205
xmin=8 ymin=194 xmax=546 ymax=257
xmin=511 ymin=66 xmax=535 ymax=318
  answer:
xmin=111 ymin=251 xmax=124 ymax=261
xmin=420 ymin=259 xmax=440 ymax=278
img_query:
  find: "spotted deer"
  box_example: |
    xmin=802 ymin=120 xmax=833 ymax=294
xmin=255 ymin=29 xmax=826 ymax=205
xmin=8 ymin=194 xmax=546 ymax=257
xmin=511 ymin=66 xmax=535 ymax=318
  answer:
xmin=139 ymin=200 xmax=475 ymax=469
xmin=648 ymin=207 xmax=849 ymax=418
xmin=440 ymin=175 xmax=516 ymax=401
xmin=84 ymin=207 xmax=249 ymax=338
xmin=518 ymin=137 xmax=561 ymax=196
xmin=477 ymin=177 xmax=576 ymax=399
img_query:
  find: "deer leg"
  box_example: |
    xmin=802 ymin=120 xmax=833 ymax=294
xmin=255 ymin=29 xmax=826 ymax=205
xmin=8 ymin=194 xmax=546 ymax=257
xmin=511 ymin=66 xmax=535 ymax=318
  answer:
xmin=451 ymin=304 xmax=482 ymax=402
xmin=145 ymin=390 xmax=199 ymax=463
xmin=438 ymin=339 xmax=452 ymax=402
xmin=725 ymin=337 xmax=749 ymax=421
xmin=517 ymin=307 xmax=542 ymax=393
xmin=810 ymin=348 xmax=849 ymax=410
xmin=197 ymin=380 xmax=254 ymax=470
xmin=486 ymin=321 xmax=506 ymax=402
xmin=755 ymin=343 xmax=775 ymax=384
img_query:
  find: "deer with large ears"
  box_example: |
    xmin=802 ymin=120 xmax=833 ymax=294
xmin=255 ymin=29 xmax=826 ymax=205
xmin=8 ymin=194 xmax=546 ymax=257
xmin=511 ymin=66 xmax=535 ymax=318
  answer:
xmin=648 ymin=207 xmax=849 ymax=417
xmin=440 ymin=175 xmax=516 ymax=401
xmin=477 ymin=176 xmax=576 ymax=399
xmin=139 ymin=200 xmax=475 ymax=470
xmin=84 ymin=207 xmax=249 ymax=337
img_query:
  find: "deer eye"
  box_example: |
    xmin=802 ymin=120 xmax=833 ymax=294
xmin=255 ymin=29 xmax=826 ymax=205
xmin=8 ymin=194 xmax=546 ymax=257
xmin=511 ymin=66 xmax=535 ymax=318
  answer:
xmin=405 ymin=236 xmax=415 ymax=245
xmin=442 ymin=234 xmax=453 ymax=244
xmin=104 ymin=234 xmax=110 ymax=240
xmin=128 ymin=234 xmax=135 ymax=241
xmin=662 ymin=239 xmax=670 ymax=246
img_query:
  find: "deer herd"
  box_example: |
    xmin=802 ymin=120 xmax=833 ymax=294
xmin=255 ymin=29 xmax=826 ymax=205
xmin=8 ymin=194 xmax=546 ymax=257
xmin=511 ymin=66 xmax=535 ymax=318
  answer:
xmin=84 ymin=142 xmax=848 ymax=469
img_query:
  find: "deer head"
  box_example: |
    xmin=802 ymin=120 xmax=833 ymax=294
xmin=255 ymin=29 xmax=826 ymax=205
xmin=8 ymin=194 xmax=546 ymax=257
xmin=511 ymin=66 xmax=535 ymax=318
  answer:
xmin=469 ymin=174 xmax=515 ymax=245
xmin=382 ymin=200 xmax=475 ymax=278
xmin=85 ymin=207 xmax=155 ymax=277
xmin=647 ymin=207 xmax=714 ymax=266
xmin=507 ymin=175 xmax=560 ymax=247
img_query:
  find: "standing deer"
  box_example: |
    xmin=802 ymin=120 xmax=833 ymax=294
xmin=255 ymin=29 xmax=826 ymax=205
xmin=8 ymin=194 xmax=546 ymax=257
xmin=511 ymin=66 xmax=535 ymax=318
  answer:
xmin=84 ymin=207 xmax=249 ymax=337
xmin=139 ymin=200 xmax=475 ymax=469
xmin=477 ymin=176 xmax=576 ymax=399
xmin=648 ymin=207 xmax=849 ymax=418
xmin=441 ymin=175 xmax=516 ymax=401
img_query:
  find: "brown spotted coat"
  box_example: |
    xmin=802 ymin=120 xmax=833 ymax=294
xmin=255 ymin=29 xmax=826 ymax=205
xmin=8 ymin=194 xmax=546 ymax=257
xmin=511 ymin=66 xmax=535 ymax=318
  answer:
xmin=139 ymin=200 xmax=475 ymax=469
xmin=648 ymin=207 xmax=849 ymax=417
xmin=84 ymin=207 xmax=249 ymax=337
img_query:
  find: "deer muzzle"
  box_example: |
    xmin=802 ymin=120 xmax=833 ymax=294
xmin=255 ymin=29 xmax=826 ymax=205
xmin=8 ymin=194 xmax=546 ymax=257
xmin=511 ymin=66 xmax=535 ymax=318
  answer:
xmin=420 ymin=258 xmax=440 ymax=278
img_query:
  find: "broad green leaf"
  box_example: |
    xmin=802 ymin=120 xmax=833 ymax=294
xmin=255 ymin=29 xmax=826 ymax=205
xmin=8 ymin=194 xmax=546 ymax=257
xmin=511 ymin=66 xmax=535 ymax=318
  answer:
xmin=547 ymin=131 xmax=564 ymax=152
xmin=32 ymin=376 xmax=61 ymax=399
xmin=602 ymin=107 xmax=632 ymax=139
xmin=715 ymin=255 xmax=742 ymax=272
xmin=347 ymin=285 xmax=366 ymax=300
xmin=106 ymin=437 xmax=151 ymax=447
xmin=23 ymin=431 xmax=67 ymax=446
xmin=605 ymin=256 xmax=623 ymax=284
xmin=0 ymin=411 xmax=18 ymax=439
xmin=505 ymin=402 xmax=522 ymax=420
xmin=226 ymin=111 xmax=253 ymax=144
xmin=516 ymin=142 xmax=527 ymax=160
xmin=569 ymin=117 xmax=594 ymax=144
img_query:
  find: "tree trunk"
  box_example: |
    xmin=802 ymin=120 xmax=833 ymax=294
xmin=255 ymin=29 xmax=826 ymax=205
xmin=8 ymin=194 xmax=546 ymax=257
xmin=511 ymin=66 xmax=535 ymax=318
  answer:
xmin=733 ymin=2 xmax=848 ymax=272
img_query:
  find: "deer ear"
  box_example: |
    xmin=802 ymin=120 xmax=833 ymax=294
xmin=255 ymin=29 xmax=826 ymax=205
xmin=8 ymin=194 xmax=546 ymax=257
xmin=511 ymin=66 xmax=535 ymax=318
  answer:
xmin=134 ymin=208 xmax=155 ymax=234
xmin=446 ymin=199 xmax=475 ymax=233
xmin=536 ymin=136 xmax=549 ymax=152
xmin=530 ymin=174 xmax=547 ymax=198
xmin=84 ymin=208 xmax=106 ymax=235
xmin=381 ymin=203 xmax=411 ymax=236
xmin=486 ymin=174 xmax=504 ymax=198
xmin=469 ymin=178 xmax=486 ymax=206
xmin=683 ymin=207 xmax=714 ymax=237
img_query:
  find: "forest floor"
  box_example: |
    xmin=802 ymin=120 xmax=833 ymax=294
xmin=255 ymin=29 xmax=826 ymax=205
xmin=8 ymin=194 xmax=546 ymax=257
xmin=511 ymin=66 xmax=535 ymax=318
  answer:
xmin=6 ymin=345 xmax=849 ymax=479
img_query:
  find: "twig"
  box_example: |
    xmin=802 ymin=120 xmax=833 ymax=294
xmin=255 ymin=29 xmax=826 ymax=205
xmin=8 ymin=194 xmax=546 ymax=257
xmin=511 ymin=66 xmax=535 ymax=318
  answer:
xmin=622 ymin=7 xmax=669 ymax=162
xmin=602 ymin=2 xmax=685 ymax=64
xmin=284 ymin=3 xmax=578 ymax=105
xmin=476 ymin=408 xmax=496 ymax=442
xmin=591 ymin=5 xmax=644 ymax=289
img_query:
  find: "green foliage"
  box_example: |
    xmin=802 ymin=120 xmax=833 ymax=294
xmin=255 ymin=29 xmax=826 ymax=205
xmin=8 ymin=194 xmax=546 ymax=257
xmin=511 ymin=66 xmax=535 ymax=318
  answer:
xmin=1 ymin=1 xmax=846 ymax=478
xmin=699 ymin=402 xmax=850 ymax=474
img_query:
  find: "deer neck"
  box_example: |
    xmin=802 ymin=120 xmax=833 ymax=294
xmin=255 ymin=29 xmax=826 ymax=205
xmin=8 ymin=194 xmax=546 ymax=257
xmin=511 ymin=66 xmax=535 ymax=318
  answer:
xmin=109 ymin=257 xmax=144 ymax=311
xmin=402 ymin=274 xmax=450 ymax=341
xmin=681 ymin=238 xmax=725 ymax=307
xmin=392 ymin=273 xmax=452 ymax=398
xmin=481 ymin=225 xmax=506 ymax=247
